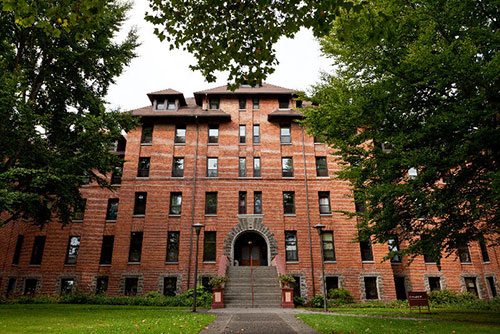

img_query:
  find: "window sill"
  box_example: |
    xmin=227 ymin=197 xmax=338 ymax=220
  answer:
xmin=282 ymin=177 xmax=295 ymax=179
xmin=425 ymin=262 xmax=437 ymax=265
xmin=320 ymin=214 xmax=333 ymax=216
xmin=483 ymin=261 xmax=490 ymax=264
xmin=174 ymin=143 xmax=186 ymax=146
xmin=325 ymin=261 xmax=337 ymax=264
xmin=286 ymin=261 xmax=299 ymax=264
xmin=239 ymin=109 xmax=246 ymax=111
xmin=205 ymin=214 xmax=217 ymax=217
xmin=11 ymin=264 xmax=18 ymax=267
xmin=362 ymin=261 xmax=375 ymax=264
xmin=316 ymin=176 xmax=330 ymax=179
xmin=110 ymin=184 xmax=121 ymax=187
xmin=132 ymin=215 xmax=145 ymax=218
xmin=168 ymin=214 xmax=181 ymax=217
xmin=140 ymin=143 xmax=152 ymax=146
xmin=239 ymin=143 xmax=246 ymax=146
xmin=165 ymin=262 xmax=179 ymax=265
xmin=72 ymin=220 xmax=84 ymax=223
xmin=29 ymin=264 xmax=41 ymax=267
xmin=251 ymin=176 xmax=263 ymax=179
xmin=136 ymin=177 xmax=150 ymax=179
xmin=253 ymin=143 xmax=261 ymax=145
xmin=99 ymin=264 xmax=112 ymax=267
xmin=105 ymin=220 xmax=117 ymax=223
xmin=207 ymin=143 xmax=219 ymax=146
xmin=64 ymin=264 xmax=76 ymax=267
xmin=460 ymin=262 xmax=473 ymax=265
xmin=205 ymin=177 xmax=219 ymax=179
xmin=280 ymin=143 xmax=292 ymax=146
xmin=203 ymin=261 xmax=216 ymax=264
xmin=284 ymin=214 xmax=296 ymax=217
xmin=314 ymin=143 xmax=323 ymax=145
xmin=127 ymin=262 xmax=141 ymax=265
xmin=171 ymin=176 xmax=184 ymax=179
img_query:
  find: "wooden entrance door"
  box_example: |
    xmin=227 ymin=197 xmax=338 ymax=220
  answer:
xmin=241 ymin=246 xmax=261 ymax=266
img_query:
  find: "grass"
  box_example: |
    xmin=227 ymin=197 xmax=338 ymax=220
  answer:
xmin=298 ymin=313 xmax=500 ymax=334
xmin=0 ymin=304 xmax=215 ymax=334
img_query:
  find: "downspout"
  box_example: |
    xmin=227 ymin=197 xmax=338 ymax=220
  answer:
xmin=301 ymin=125 xmax=316 ymax=296
xmin=187 ymin=116 xmax=199 ymax=289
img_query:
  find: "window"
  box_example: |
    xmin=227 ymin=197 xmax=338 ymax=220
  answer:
xmin=72 ymin=198 xmax=86 ymax=222
xmin=282 ymin=157 xmax=293 ymax=177
xmin=280 ymin=124 xmax=291 ymax=144
xmin=253 ymin=157 xmax=261 ymax=177
xmin=313 ymin=136 xmax=323 ymax=144
xmin=322 ymin=231 xmax=336 ymax=261
xmin=283 ymin=191 xmax=295 ymax=214
xmin=209 ymin=97 xmax=220 ymax=109
xmin=24 ymin=278 xmax=38 ymax=296
xmin=174 ymin=125 xmax=186 ymax=144
xmin=128 ymin=232 xmax=143 ymax=263
xmin=133 ymin=192 xmax=147 ymax=216
xmin=285 ymin=231 xmax=298 ymax=262
xmin=254 ymin=191 xmax=262 ymax=214
xmin=364 ymin=277 xmax=379 ymax=299
xmin=167 ymin=98 xmax=176 ymax=110
xmin=464 ymin=277 xmax=478 ymax=296
xmin=408 ymin=167 xmax=418 ymax=179
xmin=486 ymin=277 xmax=497 ymax=298
xmin=318 ymin=192 xmax=331 ymax=214
xmin=207 ymin=157 xmax=218 ymax=177
xmin=360 ymin=239 xmax=374 ymax=262
xmin=326 ymin=276 xmax=339 ymax=292
xmin=164 ymin=277 xmax=177 ymax=296
xmin=292 ymin=276 xmax=301 ymax=297
xmin=239 ymin=125 xmax=246 ymax=144
xmin=99 ymin=235 xmax=114 ymax=265
xmin=111 ymin=160 xmax=123 ymax=185
xmin=203 ymin=231 xmax=217 ymax=262
xmin=106 ymin=198 xmax=119 ymax=221
xmin=169 ymin=192 xmax=182 ymax=215
xmin=30 ymin=236 xmax=46 ymax=265
xmin=479 ymin=237 xmax=490 ymax=262
xmin=388 ymin=237 xmax=401 ymax=263
xmin=96 ymin=277 xmax=108 ymax=294
xmin=238 ymin=191 xmax=247 ymax=214
xmin=6 ymin=278 xmax=16 ymax=297
xmin=278 ymin=96 xmax=289 ymax=109
xmin=458 ymin=245 xmax=471 ymax=263
xmin=60 ymin=278 xmax=75 ymax=295
xmin=166 ymin=232 xmax=180 ymax=263
xmin=208 ymin=125 xmax=219 ymax=144
xmin=12 ymin=235 xmax=24 ymax=265
xmin=394 ymin=276 xmax=407 ymax=300
xmin=172 ymin=157 xmax=184 ymax=177
xmin=428 ymin=277 xmax=441 ymax=291
xmin=201 ymin=276 xmax=211 ymax=289
xmin=65 ymin=236 xmax=80 ymax=265
xmin=239 ymin=157 xmax=246 ymax=177
xmin=239 ymin=96 xmax=246 ymax=110
xmin=424 ymin=252 xmax=436 ymax=263
xmin=253 ymin=125 xmax=260 ymax=144
xmin=205 ymin=192 xmax=217 ymax=215
xmin=156 ymin=98 xmax=165 ymax=110
xmin=296 ymin=100 xmax=303 ymax=108
xmin=315 ymin=157 xmax=328 ymax=177
xmin=125 ymin=277 xmax=138 ymax=296
xmin=252 ymin=97 xmax=259 ymax=110
xmin=137 ymin=157 xmax=150 ymax=177
xmin=141 ymin=125 xmax=153 ymax=144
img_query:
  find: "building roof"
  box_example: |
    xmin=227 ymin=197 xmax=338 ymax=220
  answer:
xmin=193 ymin=83 xmax=295 ymax=105
xmin=146 ymin=88 xmax=187 ymax=106
xmin=129 ymin=103 xmax=231 ymax=123
xmin=267 ymin=109 xmax=304 ymax=122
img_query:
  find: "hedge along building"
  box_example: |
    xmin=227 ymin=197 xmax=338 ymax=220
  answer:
xmin=1 ymin=83 xmax=499 ymax=303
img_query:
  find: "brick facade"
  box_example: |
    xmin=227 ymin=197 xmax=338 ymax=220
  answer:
xmin=1 ymin=83 xmax=499 ymax=302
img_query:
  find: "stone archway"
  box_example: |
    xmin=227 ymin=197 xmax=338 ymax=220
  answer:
xmin=223 ymin=215 xmax=278 ymax=266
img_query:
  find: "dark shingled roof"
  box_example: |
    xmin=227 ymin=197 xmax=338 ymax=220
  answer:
xmin=267 ymin=109 xmax=304 ymax=122
xmin=146 ymin=88 xmax=187 ymax=106
xmin=129 ymin=102 xmax=231 ymax=123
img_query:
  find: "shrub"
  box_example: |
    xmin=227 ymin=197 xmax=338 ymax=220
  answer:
xmin=309 ymin=295 xmax=324 ymax=308
xmin=327 ymin=288 xmax=354 ymax=304
xmin=293 ymin=296 xmax=305 ymax=306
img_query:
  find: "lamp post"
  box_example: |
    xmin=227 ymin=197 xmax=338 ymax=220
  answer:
xmin=192 ymin=222 xmax=204 ymax=312
xmin=314 ymin=223 xmax=327 ymax=312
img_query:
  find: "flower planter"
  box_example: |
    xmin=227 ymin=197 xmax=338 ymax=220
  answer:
xmin=212 ymin=288 xmax=224 ymax=309
xmin=281 ymin=287 xmax=294 ymax=308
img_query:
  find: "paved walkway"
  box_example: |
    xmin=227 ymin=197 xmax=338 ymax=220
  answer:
xmin=199 ymin=308 xmax=319 ymax=334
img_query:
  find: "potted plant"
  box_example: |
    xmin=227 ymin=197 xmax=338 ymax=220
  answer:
xmin=278 ymin=275 xmax=296 ymax=308
xmin=208 ymin=276 xmax=227 ymax=309
xmin=278 ymin=275 xmax=296 ymax=288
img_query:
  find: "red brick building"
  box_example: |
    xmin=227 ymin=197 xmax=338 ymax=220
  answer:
xmin=1 ymin=83 xmax=499 ymax=303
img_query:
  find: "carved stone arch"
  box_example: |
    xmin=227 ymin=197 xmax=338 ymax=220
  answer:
xmin=223 ymin=215 xmax=278 ymax=265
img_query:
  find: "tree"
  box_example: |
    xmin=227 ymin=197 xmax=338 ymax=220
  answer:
xmin=145 ymin=0 xmax=363 ymax=87
xmin=0 ymin=1 xmax=138 ymax=227
xmin=302 ymin=0 xmax=500 ymax=262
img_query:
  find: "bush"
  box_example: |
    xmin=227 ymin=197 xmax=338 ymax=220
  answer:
xmin=328 ymin=288 xmax=354 ymax=304
xmin=309 ymin=295 xmax=324 ymax=308
xmin=428 ymin=289 xmax=479 ymax=305
xmin=293 ymin=296 xmax=305 ymax=306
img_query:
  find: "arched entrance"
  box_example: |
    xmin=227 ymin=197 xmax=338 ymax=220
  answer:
xmin=233 ymin=232 xmax=268 ymax=266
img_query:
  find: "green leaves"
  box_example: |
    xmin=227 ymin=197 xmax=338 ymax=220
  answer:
xmin=0 ymin=1 xmax=138 ymax=227
xmin=303 ymin=0 xmax=500 ymax=261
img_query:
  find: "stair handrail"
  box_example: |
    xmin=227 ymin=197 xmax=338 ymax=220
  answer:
xmin=217 ymin=255 xmax=229 ymax=288
xmin=271 ymin=254 xmax=286 ymax=276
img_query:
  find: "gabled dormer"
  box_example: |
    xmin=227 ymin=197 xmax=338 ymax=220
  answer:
xmin=147 ymin=88 xmax=187 ymax=111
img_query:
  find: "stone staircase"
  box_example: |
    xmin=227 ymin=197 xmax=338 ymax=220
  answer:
xmin=224 ymin=266 xmax=282 ymax=308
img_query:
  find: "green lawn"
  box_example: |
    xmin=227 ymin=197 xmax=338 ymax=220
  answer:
xmin=329 ymin=307 xmax=500 ymax=324
xmin=0 ymin=304 xmax=215 ymax=334
xmin=298 ymin=313 xmax=500 ymax=334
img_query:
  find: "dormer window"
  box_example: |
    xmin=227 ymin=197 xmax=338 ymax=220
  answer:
xmin=209 ymin=97 xmax=220 ymax=110
xmin=167 ymin=99 xmax=176 ymax=110
xmin=278 ymin=97 xmax=289 ymax=109
xmin=156 ymin=99 xmax=165 ymax=110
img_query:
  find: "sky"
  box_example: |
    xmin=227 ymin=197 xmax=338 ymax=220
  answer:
xmin=105 ymin=0 xmax=332 ymax=111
